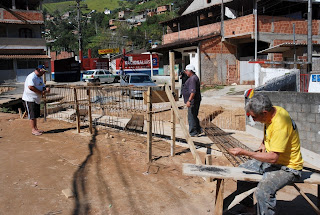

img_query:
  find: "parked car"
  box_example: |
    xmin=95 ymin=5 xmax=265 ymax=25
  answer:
xmin=120 ymin=73 xmax=157 ymax=98
xmin=82 ymin=69 xmax=115 ymax=83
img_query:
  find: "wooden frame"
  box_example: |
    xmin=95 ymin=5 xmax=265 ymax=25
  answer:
xmin=183 ymin=164 xmax=320 ymax=215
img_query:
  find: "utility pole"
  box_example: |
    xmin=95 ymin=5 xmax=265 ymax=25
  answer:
xmin=293 ymin=23 xmax=297 ymax=69
xmin=221 ymin=0 xmax=224 ymax=41
xmin=76 ymin=0 xmax=82 ymax=63
xmin=307 ymin=0 xmax=312 ymax=72
xmin=254 ymin=0 xmax=258 ymax=61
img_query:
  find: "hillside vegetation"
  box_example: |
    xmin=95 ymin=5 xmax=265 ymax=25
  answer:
xmin=43 ymin=0 xmax=122 ymax=13
xmin=43 ymin=0 xmax=189 ymax=57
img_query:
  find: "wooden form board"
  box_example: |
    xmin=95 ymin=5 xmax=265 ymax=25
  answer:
xmin=165 ymin=85 xmax=202 ymax=164
xmin=182 ymin=164 xmax=320 ymax=184
xmin=143 ymin=89 xmax=178 ymax=104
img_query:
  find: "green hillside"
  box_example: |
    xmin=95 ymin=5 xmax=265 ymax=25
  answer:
xmin=85 ymin=0 xmax=120 ymax=12
xmin=43 ymin=1 xmax=77 ymax=13
xmin=43 ymin=0 xmax=121 ymax=14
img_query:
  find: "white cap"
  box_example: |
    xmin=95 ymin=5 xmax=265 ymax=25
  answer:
xmin=185 ymin=64 xmax=196 ymax=72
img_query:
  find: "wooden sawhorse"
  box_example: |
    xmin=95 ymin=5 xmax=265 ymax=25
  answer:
xmin=183 ymin=164 xmax=320 ymax=215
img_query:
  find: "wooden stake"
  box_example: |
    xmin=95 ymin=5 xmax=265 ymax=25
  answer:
xmin=165 ymin=85 xmax=202 ymax=164
xmin=169 ymin=51 xmax=176 ymax=157
xmin=18 ymin=108 xmax=22 ymax=119
xmin=147 ymin=87 xmax=152 ymax=163
xmin=73 ymin=88 xmax=80 ymax=133
xmin=43 ymin=94 xmax=47 ymax=122
xmin=43 ymin=74 xmax=47 ymax=122
xmin=318 ymin=184 xmax=320 ymax=208
xmin=87 ymin=89 xmax=93 ymax=134
xmin=205 ymin=154 xmax=213 ymax=182
xmin=214 ymin=179 xmax=224 ymax=215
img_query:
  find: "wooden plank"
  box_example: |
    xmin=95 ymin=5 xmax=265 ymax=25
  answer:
xmin=165 ymin=85 xmax=202 ymax=164
xmin=182 ymin=164 xmax=320 ymax=184
xmin=73 ymin=88 xmax=80 ymax=133
xmin=143 ymin=90 xmax=178 ymax=104
xmin=146 ymin=87 xmax=152 ymax=163
xmin=87 ymin=89 xmax=93 ymax=134
xmin=170 ymin=51 xmax=176 ymax=157
xmin=293 ymin=184 xmax=320 ymax=215
xmin=227 ymin=187 xmax=257 ymax=210
xmin=214 ymin=179 xmax=224 ymax=215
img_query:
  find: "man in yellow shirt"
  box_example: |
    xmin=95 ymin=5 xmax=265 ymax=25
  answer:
xmin=228 ymin=94 xmax=303 ymax=215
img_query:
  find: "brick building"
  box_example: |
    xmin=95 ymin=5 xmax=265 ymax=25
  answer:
xmin=0 ymin=0 xmax=49 ymax=83
xmin=150 ymin=0 xmax=320 ymax=85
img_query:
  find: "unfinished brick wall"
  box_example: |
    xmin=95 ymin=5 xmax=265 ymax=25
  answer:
xmin=224 ymin=14 xmax=320 ymax=37
xmin=50 ymin=51 xmax=74 ymax=61
xmin=224 ymin=14 xmax=255 ymax=37
xmin=259 ymin=16 xmax=320 ymax=35
xmin=163 ymin=22 xmax=220 ymax=44
xmin=200 ymin=37 xmax=238 ymax=85
xmin=0 ymin=8 xmax=44 ymax=23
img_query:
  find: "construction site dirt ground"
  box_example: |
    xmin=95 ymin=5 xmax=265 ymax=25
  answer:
xmin=0 ymin=112 xmax=319 ymax=215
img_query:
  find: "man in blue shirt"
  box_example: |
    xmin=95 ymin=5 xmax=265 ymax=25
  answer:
xmin=181 ymin=64 xmax=202 ymax=137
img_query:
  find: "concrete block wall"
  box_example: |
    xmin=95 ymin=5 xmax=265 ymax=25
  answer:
xmin=252 ymin=91 xmax=320 ymax=155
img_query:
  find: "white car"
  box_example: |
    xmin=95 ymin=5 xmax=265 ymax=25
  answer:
xmin=83 ymin=69 xmax=115 ymax=83
xmin=120 ymin=73 xmax=157 ymax=98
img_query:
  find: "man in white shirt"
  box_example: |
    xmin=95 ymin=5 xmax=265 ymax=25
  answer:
xmin=22 ymin=65 xmax=50 ymax=136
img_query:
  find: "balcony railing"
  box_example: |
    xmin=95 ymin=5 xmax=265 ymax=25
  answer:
xmin=0 ymin=37 xmax=46 ymax=50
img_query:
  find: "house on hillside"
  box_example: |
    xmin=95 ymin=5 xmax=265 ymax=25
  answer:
xmin=119 ymin=10 xmax=131 ymax=20
xmin=149 ymin=0 xmax=320 ymax=86
xmin=0 ymin=0 xmax=50 ymax=83
xmin=157 ymin=5 xmax=171 ymax=15
xmin=134 ymin=11 xmax=147 ymax=23
xmin=104 ymin=9 xmax=111 ymax=15
xmin=61 ymin=11 xmax=70 ymax=20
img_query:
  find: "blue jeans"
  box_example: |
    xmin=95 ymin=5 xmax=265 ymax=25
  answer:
xmin=225 ymin=159 xmax=301 ymax=215
xmin=188 ymin=101 xmax=201 ymax=135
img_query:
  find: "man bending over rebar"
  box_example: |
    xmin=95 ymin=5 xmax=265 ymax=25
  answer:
xmin=22 ymin=65 xmax=50 ymax=136
xmin=227 ymin=94 xmax=303 ymax=215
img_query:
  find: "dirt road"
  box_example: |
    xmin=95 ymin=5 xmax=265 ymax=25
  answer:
xmin=0 ymin=113 xmax=318 ymax=215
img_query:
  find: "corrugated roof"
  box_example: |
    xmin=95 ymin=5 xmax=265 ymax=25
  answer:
xmin=0 ymin=55 xmax=50 ymax=59
xmin=258 ymin=43 xmax=320 ymax=54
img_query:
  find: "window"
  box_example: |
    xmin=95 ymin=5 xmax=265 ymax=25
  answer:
xmin=130 ymin=75 xmax=152 ymax=83
xmin=17 ymin=60 xmax=38 ymax=69
xmin=0 ymin=60 xmax=13 ymax=70
xmin=98 ymin=71 xmax=105 ymax=75
xmin=0 ymin=26 xmax=6 ymax=37
xmin=19 ymin=28 xmax=32 ymax=38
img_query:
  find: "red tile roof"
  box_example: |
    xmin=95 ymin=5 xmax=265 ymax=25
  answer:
xmin=0 ymin=55 xmax=50 ymax=59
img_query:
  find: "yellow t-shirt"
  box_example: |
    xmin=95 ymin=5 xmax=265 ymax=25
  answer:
xmin=264 ymin=106 xmax=304 ymax=170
